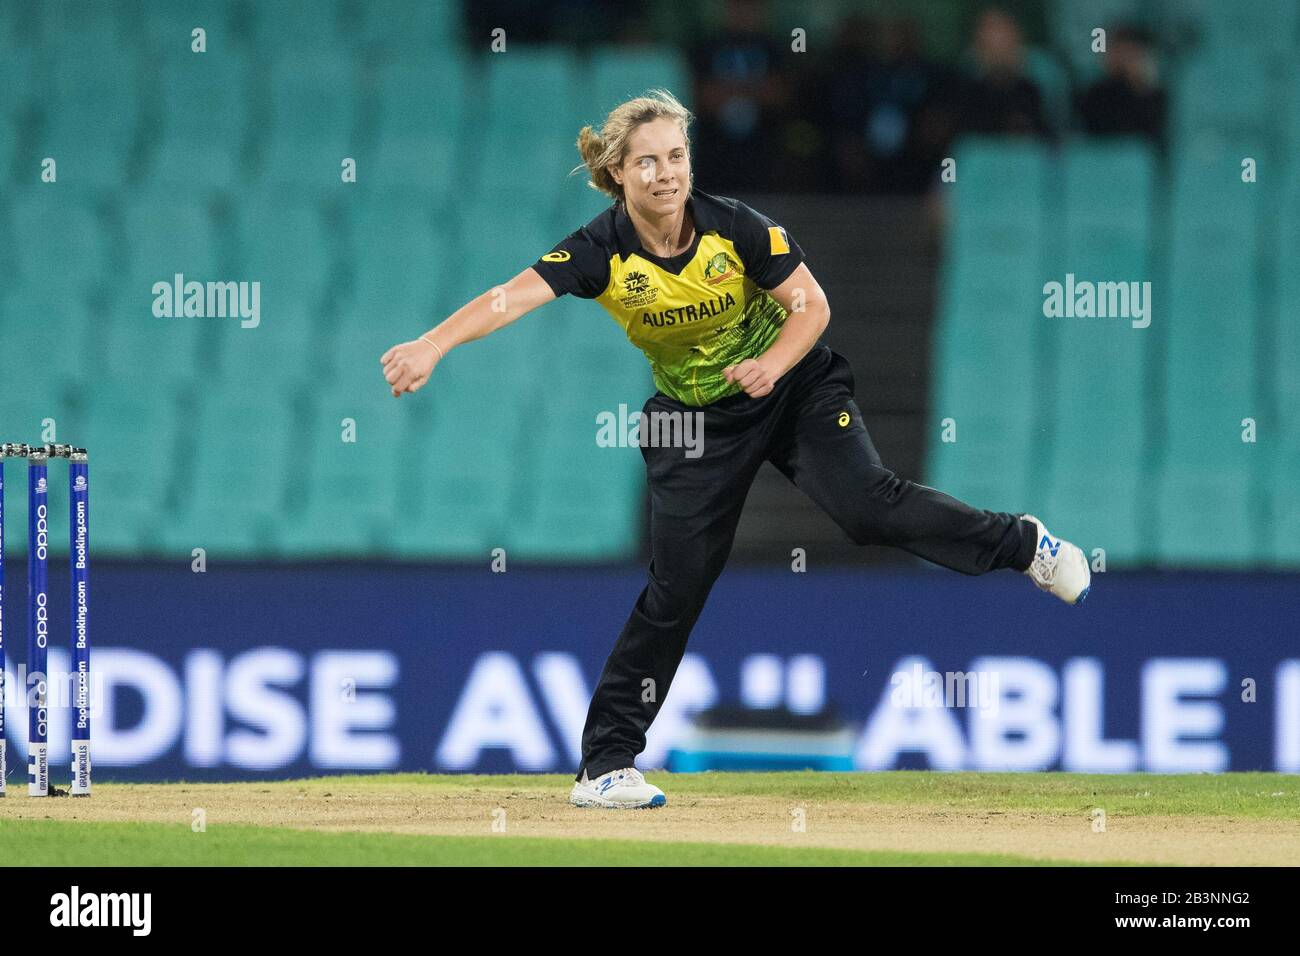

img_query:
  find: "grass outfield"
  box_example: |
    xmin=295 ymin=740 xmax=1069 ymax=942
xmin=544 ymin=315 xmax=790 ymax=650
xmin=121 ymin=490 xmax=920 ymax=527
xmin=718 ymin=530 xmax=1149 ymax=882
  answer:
xmin=1 ymin=771 xmax=1297 ymax=866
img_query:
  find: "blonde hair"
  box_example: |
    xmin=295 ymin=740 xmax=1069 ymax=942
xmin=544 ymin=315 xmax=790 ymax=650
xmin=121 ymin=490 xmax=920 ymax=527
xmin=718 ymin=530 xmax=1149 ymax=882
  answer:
xmin=575 ymin=89 xmax=693 ymax=202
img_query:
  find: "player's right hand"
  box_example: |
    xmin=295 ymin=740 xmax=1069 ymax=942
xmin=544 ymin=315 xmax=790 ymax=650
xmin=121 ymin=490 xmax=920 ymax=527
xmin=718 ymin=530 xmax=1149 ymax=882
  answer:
xmin=380 ymin=338 xmax=442 ymax=398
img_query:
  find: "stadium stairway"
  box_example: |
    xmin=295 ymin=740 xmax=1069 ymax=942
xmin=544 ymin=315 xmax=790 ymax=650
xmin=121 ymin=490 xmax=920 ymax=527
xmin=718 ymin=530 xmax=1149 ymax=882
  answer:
xmin=730 ymin=194 xmax=941 ymax=565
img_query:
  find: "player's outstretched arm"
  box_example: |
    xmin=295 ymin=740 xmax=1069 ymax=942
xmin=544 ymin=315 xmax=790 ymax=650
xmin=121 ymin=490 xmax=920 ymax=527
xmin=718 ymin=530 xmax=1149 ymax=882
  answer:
xmin=380 ymin=267 xmax=557 ymax=398
xmin=724 ymin=263 xmax=831 ymax=398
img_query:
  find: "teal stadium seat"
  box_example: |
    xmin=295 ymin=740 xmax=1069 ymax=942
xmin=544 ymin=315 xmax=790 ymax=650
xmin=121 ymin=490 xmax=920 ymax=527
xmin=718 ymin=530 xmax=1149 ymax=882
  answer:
xmin=545 ymin=296 xmax=652 ymax=408
xmin=349 ymin=197 xmax=442 ymax=315
xmin=260 ymin=53 xmax=358 ymax=187
xmin=312 ymin=328 xmax=431 ymax=554
xmin=927 ymin=140 xmax=1050 ymax=514
xmin=222 ymin=195 xmax=333 ymax=384
xmin=390 ymin=379 xmax=523 ymax=558
xmin=506 ymin=386 xmax=645 ymax=559
xmin=101 ymin=289 xmax=206 ymax=393
xmin=0 ymin=46 xmax=35 ymax=127
xmin=123 ymin=196 xmax=220 ymax=287
xmin=151 ymin=48 xmax=252 ymax=189
xmin=369 ymin=57 xmax=468 ymax=205
xmin=1289 ymin=68 xmax=1300 ymax=158
xmin=1269 ymin=177 xmax=1300 ymax=565
xmin=36 ymin=1 xmax=132 ymax=52
xmin=587 ymin=47 xmax=690 ymax=118
xmin=555 ymin=173 xmax=614 ymax=234
xmin=1173 ymin=50 xmax=1273 ymax=147
xmin=43 ymin=51 xmax=138 ymax=189
xmin=11 ymin=192 xmax=106 ymax=294
xmin=79 ymin=388 xmax=184 ymax=554
xmin=478 ymin=49 xmax=582 ymax=205
xmin=326 ymin=321 xmax=529 ymax=561
xmin=0 ymin=114 xmax=13 ymax=179
xmin=250 ymin=0 xmax=342 ymax=51
xmin=1162 ymin=0 xmax=1299 ymax=56
xmin=508 ymin=450 xmax=644 ymax=561
xmin=1274 ymin=175 xmax=1300 ymax=429
xmin=2 ymin=288 xmax=90 ymax=399
xmin=1040 ymin=141 xmax=1155 ymax=564
xmin=503 ymin=294 xmax=649 ymax=561
xmin=135 ymin=0 xmax=240 ymax=52
xmin=357 ymin=0 xmax=463 ymax=50
xmin=212 ymin=296 xmax=317 ymax=388
xmin=1154 ymin=149 xmax=1264 ymax=565
xmin=237 ymin=194 xmax=333 ymax=304
xmin=447 ymin=195 xmax=553 ymax=312
xmin=280 ymin=394 xmax=418 ymax=557
xmin=120 ymin=196 xmax=222 ymax=387
xmin=328 ymin=321 xmax=404 ymax=395
xmin=165 ymin=387 xmax=296 ymax=558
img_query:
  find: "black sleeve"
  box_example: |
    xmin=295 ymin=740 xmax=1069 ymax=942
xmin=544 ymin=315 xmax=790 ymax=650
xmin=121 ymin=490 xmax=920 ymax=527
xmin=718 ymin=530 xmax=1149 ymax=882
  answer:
xmin=531 ymin=228 xmax=611 ymax=300
xmin=732 ymin=200 xmax=805 ymax=290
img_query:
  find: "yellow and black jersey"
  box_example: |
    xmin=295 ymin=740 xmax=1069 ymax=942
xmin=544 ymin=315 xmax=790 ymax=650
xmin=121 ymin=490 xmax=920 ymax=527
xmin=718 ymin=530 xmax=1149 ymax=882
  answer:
xmin=532 ymin=190 xmax=806 ymax=406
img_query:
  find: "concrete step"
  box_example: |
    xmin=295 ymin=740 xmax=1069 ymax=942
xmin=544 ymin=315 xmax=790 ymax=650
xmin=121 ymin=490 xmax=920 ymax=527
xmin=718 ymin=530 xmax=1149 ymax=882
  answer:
xmin=727 ymin=194 xmax=939 ymax=565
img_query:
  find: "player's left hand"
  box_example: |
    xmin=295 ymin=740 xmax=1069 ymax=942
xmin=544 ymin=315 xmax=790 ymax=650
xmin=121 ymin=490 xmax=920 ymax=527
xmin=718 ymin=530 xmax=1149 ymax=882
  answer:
xmin=723 ymin=358 xmax=776 ymax=398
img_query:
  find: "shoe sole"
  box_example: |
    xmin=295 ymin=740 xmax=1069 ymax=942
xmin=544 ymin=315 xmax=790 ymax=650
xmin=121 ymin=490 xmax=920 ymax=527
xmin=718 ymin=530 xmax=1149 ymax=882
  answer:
xmin=1066 ymin=546 xmax=1091 ymax=605
xmin=570 ymin=791 xmax=667 ymax=809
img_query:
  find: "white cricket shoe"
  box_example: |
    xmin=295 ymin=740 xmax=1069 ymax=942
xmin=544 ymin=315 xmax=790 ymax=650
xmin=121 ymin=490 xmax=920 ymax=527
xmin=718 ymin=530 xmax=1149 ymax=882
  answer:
xmin=1021 ymin=514 xmax=1091 ymax=605
xmin=570 ymin=768 xmax=666 ymax=809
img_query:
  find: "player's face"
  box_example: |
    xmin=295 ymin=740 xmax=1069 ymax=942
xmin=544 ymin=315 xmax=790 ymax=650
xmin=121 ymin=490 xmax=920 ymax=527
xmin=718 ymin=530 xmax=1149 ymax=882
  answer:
xmin=616 ymin=118 xmax=690 ymax=217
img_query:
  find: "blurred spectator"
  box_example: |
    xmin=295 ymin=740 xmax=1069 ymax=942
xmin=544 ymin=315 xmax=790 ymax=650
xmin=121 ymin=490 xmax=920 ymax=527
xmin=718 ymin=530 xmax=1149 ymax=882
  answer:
xmin=690 ymin=0 xmax=791 ymax=191
xmin=1076 ymin=25 xmax=1166 ymax=144
xmin=464 ymin=0 xmax=551 ymax=43
xmin=465 ymin=0 xmax=637 ymax=46
xmin=825 ymin=15 xmax=943 ymax=194
xmin=915 ymin=7 xmax=1049 ymax=228
xmin=952 ymin=7 xmax=1050 ymax=137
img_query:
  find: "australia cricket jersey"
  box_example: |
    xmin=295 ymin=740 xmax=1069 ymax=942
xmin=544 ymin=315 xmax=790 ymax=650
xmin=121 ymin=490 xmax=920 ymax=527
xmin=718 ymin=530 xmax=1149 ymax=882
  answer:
xmin=532 ymin=190 xmax=805 ymax=406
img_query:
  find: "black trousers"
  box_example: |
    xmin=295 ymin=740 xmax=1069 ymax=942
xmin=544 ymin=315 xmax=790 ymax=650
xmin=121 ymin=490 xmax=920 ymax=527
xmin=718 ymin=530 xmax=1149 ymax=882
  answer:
xmin=576 ymin=346 xmax=1038 ymax=781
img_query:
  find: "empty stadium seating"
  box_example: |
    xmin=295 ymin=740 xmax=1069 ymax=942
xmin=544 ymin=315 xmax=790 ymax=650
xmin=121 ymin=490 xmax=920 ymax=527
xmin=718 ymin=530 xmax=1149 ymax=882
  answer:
xmin=931 ymin=5 xmax=1297 ymax=568
xmin=1040 ymin=140 xmax=1155 ymax=562
xmin=927 ymin=139 xmax=1050 ymax=514
xmin=2 ymin=0 xmax=1295 ymax=572
xmin=0 ymin=2 xmax=663 ymax=561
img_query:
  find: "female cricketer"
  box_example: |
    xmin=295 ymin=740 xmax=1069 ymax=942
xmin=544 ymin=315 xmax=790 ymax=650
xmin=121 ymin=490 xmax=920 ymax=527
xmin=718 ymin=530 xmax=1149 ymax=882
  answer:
xmin=381 ymin=90 xmax=1090 ymax=809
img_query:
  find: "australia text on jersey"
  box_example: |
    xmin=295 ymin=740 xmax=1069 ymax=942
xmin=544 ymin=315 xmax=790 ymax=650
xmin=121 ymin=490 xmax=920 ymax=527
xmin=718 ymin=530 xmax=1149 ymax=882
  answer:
xmin=641 ymin=291 xmax=737 ymax=327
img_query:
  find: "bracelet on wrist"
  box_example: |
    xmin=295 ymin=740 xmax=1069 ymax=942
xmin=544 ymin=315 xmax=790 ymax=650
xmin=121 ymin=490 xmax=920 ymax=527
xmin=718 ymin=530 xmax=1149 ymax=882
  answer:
xmin=420 ymin=334 xmax=445 ymax=361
